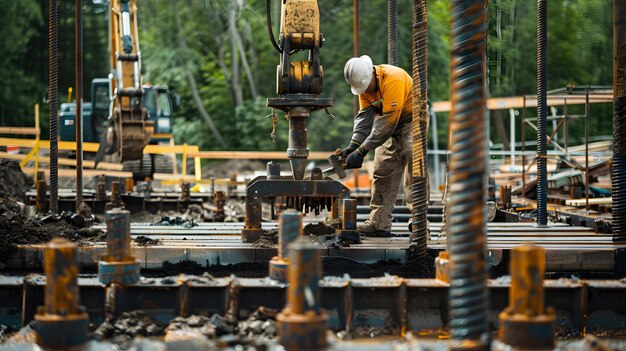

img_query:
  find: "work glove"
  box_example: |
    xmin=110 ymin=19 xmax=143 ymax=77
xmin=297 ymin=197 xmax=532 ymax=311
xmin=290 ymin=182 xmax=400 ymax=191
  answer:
xmin=346 ymin=145 xmax=368 ymax=169
xmin=341 ymin=141 xmax=361 ymax=159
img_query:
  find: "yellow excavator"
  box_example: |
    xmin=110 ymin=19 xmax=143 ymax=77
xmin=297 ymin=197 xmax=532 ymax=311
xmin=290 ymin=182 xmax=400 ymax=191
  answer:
xmin=94 ymin=0 xmax=153 ymax=166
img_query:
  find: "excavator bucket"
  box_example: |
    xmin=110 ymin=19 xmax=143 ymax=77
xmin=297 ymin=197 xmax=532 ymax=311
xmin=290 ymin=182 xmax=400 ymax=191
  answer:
xmin=119 ymin=119 xmax=153 ymax=162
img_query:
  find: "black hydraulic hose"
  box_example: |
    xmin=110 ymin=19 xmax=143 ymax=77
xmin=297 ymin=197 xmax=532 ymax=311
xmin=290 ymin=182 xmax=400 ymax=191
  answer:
xmin=388 ymin=0 xmax=398 ymax=66
xmin=536 ymin=0 xmax=548 ymax=226
xmin=267 ymin=0 xmax=282 ymax=54
xmin=410 ymin=0 xmax=428 ymax=259
xmin=613 ymin=0 xmax=626 ymax=243
xmin=49 ymin=0 xmax=59 ymax=214
xmin=448 ymin=0 xmax=489 ymax=349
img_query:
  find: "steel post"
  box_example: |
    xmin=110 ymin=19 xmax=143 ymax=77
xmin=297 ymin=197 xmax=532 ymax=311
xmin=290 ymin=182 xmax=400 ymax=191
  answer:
xmin=213 ymin=190 xmax=226 ymax=222
xmin=498 ymin=244 xmax=555 ymax=349
xmin=614 ymin=0 xmax=626 ymax=242
xmin=36 ymin=179 xmax=47 ymax=213
xmin=536 ymin=0 xmax=548 ymax=226
xmin=277 ymin=237 xmax=328 ymax=350
xmin=99 ymin=210 xmax=140 ymax=285
xmin=448 ymin=0 xmax=489 ymax=349
xmin=96 ymin=175 xmax=106 ymax=201
xmin=270 ymin=210 xmax=303 ymax=282
xmin=342 ymin=198 xmax=357 ymax=230
xmin=34 ymin=239 xmax=88 ymax=348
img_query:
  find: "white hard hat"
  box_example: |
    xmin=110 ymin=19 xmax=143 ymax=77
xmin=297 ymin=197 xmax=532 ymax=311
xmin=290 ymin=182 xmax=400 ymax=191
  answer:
xmin=344 ymin=55 xmax=373 ymax=95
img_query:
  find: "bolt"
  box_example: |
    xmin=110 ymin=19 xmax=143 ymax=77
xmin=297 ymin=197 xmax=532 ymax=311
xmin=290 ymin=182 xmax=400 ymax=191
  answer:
xmin=498 ymin=244 xmax=555 ymax=349
xmin=35 ymin=238 xmax=89 ymax=348
xmin=99 ymin=209 xmax=140 ymax=285
xmin=277 ymin=237 xmax=328 ymax=350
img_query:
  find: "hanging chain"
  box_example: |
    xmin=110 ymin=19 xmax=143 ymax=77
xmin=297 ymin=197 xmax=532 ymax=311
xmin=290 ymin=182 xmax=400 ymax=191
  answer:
xmin=267 ymin=108 xmax=279 ymax=142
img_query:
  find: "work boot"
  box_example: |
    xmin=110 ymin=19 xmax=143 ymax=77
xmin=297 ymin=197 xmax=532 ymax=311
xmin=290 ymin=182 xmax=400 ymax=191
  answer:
xmin=357 ymin=220 xmax=391 ymax=237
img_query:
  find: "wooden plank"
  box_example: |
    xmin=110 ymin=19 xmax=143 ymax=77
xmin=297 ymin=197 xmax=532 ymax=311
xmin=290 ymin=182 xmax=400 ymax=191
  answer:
xmin=21 ymin=167 xmax=132 ymax=179
xmin=432 ymin=94 xmax=613 ymax=113
xmin=0 ymin=127 xmax=40 ymax=136
xmin=188 ymin=150 xmax=333 ymax=160
xmin=0 ymin=137 xmax=199 ymax=155
xmin=565 ymin=197 xmax=613 ymax=206
xmin=0 ymin=152 xmax=123 ymax=171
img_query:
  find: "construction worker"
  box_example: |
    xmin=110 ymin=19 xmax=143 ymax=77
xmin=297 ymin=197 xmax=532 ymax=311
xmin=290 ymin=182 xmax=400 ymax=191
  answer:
xmin=341 ymin=55 xmax=413 ymax=236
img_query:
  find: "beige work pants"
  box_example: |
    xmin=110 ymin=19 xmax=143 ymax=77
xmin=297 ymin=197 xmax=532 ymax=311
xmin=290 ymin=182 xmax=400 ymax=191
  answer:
xmin=369 ymin=122 xmax=413 ymax=231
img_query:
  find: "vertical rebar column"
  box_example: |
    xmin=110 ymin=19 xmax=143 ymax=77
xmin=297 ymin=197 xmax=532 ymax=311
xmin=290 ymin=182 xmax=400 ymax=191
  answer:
xmin=536 ymin=0 xmax=548 ymax=226
xmin=410 ymin=0 xmax=429 ymax=258
xmin=388 ymin=0 xmax=398 ymax=66
xmin=612 ymin=0 xmax=626 ymax=243
xmin=448 ymin=0 xmax=489 ymax=350
xmin=75 ymin=0 xmax=84 ymax=210
xmin=49 ymin=0 xmax=59 ymax=214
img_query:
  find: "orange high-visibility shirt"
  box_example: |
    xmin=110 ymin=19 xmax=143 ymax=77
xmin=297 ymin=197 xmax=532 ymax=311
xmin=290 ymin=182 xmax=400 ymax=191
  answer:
xmin=357 ymin=65 xmax=412 ymax=150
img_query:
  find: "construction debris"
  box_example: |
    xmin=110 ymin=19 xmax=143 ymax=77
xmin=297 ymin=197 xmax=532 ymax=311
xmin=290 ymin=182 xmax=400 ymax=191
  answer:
xmin=133 ymin=235 xmax=162 ymax=247
xmin=92 ymin=311 xmax=165 ymax=349
xmin=151 ymin=216 xmax=198 ymax=228
xmin=0 ymin=160 xmax=33 ymax=203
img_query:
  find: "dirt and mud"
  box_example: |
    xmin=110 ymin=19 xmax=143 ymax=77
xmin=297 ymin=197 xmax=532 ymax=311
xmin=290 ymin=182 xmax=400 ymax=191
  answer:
xmin=0 ymin=194 xmax=104 ymax=267
xmin=0 ymin=159 xmax=32 ymax=203
xmin=133 ymin=235 xmax=163 ymax=246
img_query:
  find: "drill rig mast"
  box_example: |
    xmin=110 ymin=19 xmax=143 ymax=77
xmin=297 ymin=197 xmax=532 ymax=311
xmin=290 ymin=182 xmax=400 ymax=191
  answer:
xmin=96 ymin=0 xmax=153 ymax=164
xmin=241 ymin=0 xmax=350 ymax=242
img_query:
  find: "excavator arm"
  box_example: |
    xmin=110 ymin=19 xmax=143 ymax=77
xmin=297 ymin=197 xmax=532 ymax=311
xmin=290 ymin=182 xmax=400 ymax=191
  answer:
xmin=95 ymin=0 xmax=153 ymax=165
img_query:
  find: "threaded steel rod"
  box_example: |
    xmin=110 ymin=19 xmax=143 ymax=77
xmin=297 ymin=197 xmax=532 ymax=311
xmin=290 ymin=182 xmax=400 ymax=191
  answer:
xmin=49 ymin=0 xmax=59 ymax=214
xmin=536 ymin=0 xmax=548 ymax=226
xmin=75 ymin=0 xmax=84 ymax=210
xmin=448 ymin=0 xmax=489 ymax=349
xmin=388 ymin=0 xmax=398 ymax=66
xmin=410 ymin=0 xmax=428 ymax=257
xmin=613 ymin=0 xmax=626 ymax=243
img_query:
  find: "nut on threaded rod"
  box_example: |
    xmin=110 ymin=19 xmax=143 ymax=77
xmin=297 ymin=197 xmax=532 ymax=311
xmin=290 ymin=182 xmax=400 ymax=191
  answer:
xmin=269 ymin=210 xmax=303 ymax=282
xmin=277 ymin=237 xmax=328 ymax=350
xmin=34 ymin=238 xmax=89 ymax=348
xmin=99 ymin=209 xmax=140 ymax=285
xmin=498 ymin=244 xmax=555 ymax=349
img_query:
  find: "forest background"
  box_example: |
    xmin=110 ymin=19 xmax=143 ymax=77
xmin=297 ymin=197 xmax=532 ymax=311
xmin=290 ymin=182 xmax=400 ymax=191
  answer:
xmin=0 ymin=0 xmax=615 ymax=156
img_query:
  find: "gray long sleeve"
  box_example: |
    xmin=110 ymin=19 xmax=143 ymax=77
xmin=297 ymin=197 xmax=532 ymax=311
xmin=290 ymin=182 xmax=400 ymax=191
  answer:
xmin=350 ymin=106 xmax=376 ymax=145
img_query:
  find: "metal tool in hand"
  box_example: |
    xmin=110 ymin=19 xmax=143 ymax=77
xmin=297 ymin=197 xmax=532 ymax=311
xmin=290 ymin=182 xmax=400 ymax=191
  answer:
xmin=321 ymin=149 xmax=347 ymax=179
